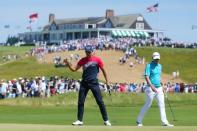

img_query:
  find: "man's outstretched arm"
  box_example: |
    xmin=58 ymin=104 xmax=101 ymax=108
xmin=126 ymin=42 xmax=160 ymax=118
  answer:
xmin=64 ymin=59 xmax=81 ymax=72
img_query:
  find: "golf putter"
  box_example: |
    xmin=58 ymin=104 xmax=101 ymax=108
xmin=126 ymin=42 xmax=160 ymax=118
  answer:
xmin=107 ymin=85 xmax=112 ymax=101
xmin=165 ymin=93 xmax=177 ymax=121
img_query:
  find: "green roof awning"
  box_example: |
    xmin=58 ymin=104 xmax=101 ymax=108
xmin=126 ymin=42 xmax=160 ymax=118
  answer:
xmin=129 ymin=31 xmax=136 ymax=37
xmin=144 ymin=32 xmax=149 ymax=37
xmin=121 ymin=30 xmax=127 ymax=37
xmin=125 ymin=31 xmax=132 ymax=36
xmin=112 ymin=30 xmax=148 ymax=37
xmin=132 ymin=31 xmax=150 ymax=38
xmin=112 ymin=30 xmax=118 ymax=36
xmin=116 ymin=30 xmax=122 ymax=36
xmin=134 ymin=31 xmax=140 ymax=37
xmin=139 ymin=31 xmax=145 ymax=37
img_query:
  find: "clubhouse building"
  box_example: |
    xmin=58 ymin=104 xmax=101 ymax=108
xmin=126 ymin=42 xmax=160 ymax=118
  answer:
xmin=19 ymin=10 xmax=164 ymax=44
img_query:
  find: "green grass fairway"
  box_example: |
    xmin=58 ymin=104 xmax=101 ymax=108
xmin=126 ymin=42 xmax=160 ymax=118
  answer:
xmin=0 ymin=105 xmax=196 ymax=126
xmin=1 ymin=91 xmax=196 ymax=131
xmin=0 ymin=93 xmax=196 ymax=126
xmin=0 ymin=124 xmax=196 ymax=131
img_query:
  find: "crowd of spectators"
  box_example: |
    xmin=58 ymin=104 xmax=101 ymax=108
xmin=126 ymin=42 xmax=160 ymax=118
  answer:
xmin=0 ymin=76 xmax=196 ymax=100
xmin=30 ymin=36 xmax=197 ymax=57
xmin=29 ymin=36 xmax=196 ymax=66
xmin=30 ymin=37 xmax=134 ymax=56
xmin=0 ymin=76 xmax=80 ymax=99
xmin=30 ymin=37 xmax=147 ymax=68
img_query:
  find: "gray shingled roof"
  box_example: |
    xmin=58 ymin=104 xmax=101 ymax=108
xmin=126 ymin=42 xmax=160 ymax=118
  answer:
xmin=109 ymin=14 xmax=140 ymax=28
xmin=54 ymin=17 xmax=106 ymax=25
xmin=44 ymin=13 xmax=151 ymax=29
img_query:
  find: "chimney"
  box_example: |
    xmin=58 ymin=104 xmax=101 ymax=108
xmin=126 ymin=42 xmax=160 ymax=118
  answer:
xmin=49 ymin=13 xmax=55 ymax=23
xmin=106 ymin=9 xmax=114 ymax=19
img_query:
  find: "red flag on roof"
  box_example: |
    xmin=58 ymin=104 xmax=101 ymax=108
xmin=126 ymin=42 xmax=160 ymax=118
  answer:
xmin=29 ymin=13 xmax=38 ymax=22
xmin=146 ymin=3 xmax=159 ymax=13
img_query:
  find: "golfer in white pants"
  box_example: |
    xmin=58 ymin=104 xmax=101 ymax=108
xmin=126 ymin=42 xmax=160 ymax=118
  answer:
xmin=136 ymin=52 xmax=173 ymax=127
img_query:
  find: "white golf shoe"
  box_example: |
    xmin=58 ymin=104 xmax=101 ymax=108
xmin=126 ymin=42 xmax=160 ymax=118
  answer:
xmin=72 ymin=120 xmax=83 ymax=126
xmin=162 ymin=123 xmax=174 ymax=127
xmin=104 ymin=120 xmax=111 ymax=126
xmin=136 ymin=122 xmax=143 ymax=127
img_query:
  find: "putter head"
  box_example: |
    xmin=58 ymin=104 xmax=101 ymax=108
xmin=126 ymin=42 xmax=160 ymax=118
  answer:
xmin=106 ymin=85 xmax=112 ymax=102
xmin=107 ymin=85 xmax=112 ymax=96
xmin=108 ymin=89 xmax=112 ymax=96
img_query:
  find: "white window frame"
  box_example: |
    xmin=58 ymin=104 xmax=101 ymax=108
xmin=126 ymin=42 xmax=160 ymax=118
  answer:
xmin=136 ymin=23 xmax=144 ymax=30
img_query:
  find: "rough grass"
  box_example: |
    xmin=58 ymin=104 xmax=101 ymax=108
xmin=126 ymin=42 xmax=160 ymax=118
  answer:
xmin=0 ymin=46 xmax=31 ymax=56
xmin=136 ymin=47 xmax=197 ymax=83
xmin=0 ymin=57 xmax=81 ymax=80
xmin=0 ymin=93 xmax=196 ymax=107
xmin=0 ymin=46 xmax=32 ymax=64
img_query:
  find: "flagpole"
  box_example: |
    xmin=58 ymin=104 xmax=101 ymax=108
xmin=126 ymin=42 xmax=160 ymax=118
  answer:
xmin=146 ymin=2 xmax=160 ymax=42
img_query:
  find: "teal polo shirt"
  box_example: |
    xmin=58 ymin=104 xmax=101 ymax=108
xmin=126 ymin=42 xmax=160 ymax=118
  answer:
xmin=144 ymin=61 xmax=162 ymax=88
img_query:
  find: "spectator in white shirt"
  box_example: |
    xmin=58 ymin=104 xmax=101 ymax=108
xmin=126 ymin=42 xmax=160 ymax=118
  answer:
xmin=0 ymin=80 xmax=8 ymax=99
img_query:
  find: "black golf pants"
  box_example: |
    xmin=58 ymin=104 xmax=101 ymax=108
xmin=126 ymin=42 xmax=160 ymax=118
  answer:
xmin=77 ymin=80 xmax=108 ymax=121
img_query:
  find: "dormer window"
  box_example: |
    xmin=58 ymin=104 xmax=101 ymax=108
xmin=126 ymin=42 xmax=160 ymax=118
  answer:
xmin=137 ymin=16 xmax=143 ymax=22
xmin=136 ymin=22 xmax=144 ymax=29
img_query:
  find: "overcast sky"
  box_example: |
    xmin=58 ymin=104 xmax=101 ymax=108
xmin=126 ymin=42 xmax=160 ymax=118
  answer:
xmin=0 ymin=0 xmax=197 ymax=43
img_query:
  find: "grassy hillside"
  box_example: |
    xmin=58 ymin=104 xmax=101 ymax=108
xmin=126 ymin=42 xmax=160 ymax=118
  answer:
xmin=0 ymin=46 xmax=31 ymax=56
xmin=136 ymin=47 xmax=197 ymax=83
xmin=0 ymin=46 xmax=196 ymax=83
xmin=0 ymin=46 xmax=32 ymax=64
xmin=0 ymin=57 xmax=81 ymax=80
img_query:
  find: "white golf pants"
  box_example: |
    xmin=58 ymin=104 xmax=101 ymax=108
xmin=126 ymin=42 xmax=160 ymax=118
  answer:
xmin=137 ymin=87 xmax=169 ymax=124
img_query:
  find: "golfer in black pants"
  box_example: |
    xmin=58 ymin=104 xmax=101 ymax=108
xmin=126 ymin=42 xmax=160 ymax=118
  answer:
xmin=64 ymin=45 xmax=111 ymax=126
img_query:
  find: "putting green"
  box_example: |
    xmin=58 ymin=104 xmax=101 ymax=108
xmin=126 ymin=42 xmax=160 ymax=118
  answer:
xmin=0 ymin=124 xmax=196 ymax=131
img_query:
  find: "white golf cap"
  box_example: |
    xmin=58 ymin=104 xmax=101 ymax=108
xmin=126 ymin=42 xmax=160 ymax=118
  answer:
xmin=152 ymin=52 xmax=160 ymax=60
